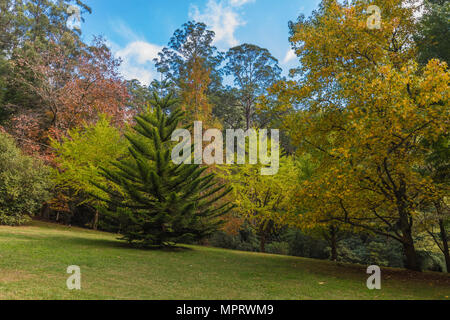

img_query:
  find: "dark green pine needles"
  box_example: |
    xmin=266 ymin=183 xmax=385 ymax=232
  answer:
xmin=95 ymin=93 xmax=234 ymax=247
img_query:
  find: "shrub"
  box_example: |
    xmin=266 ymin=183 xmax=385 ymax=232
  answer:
xmin=0 ymin=132 xmax=52 ymax=225
xmin=337 ymin=236 xmax=404 ymax=268
xmin=208 ymin=231 xmax=241 ymax=250
xmin=284 ymin=229 xmax=329 ymax=259
xmin=417 ymin=250 xmax=445 ymax=273
xmin=208 ymin=224 xmax=260 ymax=252
xmin=266 ymin=242 xmax=290 ymax=255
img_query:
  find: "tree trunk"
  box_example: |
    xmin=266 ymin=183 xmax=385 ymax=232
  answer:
xmin=438 ymin=219 xmax=450 ymax=273
xmin=92 ymin=210 xmax=99 ymax=230
xmin=40 ymin=203 xmax=50 ymax=220
xmin=402 ymin=238 xmax=420 ymax=271
xmin=260 ymin=234 xmax=266 ymax=253
xmin=330 ymin=226 xmax=338 ymax=261
xmin=398 ymin=203 xmax=421 ymax=271
xmin=245 ymin=102 xmax=252 ymax=130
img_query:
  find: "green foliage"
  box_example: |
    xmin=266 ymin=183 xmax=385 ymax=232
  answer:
xmin=417 ymin=250 xmax=446 ymax=273
xmin=0 ymin=56 xmax=9 ymax=123
xmin=51 ymin=115 xmax=129 ymax=229
xmin=126 ymin=79 xmax=154 ymax=113
xmin=283 ymin=228 xmax=329 ymax=259
xmin=337 ymin=236 xmax=404 ymax=268
xmin=224 ymin=43 xmax=282 ymax=129
xmin=220 ymin=152 xmax=298 ymax=252
xmin=266 ymin=241 xmax=290 ymax=255
xmin=0 ymin=132 xmax=52 ymax=225
xmin=96 ymin=93 xmax=234 ymax=247
xmin=155 ymin=21 xmax=223 ymax=92
xmin=415 ymin=0 xmax=450 ymax=65
xmin=211 ymin=87 xmax=245 ymax=129
xmin=52 ymin=115 xmax=129 ymax=202
xmin=208 ymin=230 xmax=259 ymax=252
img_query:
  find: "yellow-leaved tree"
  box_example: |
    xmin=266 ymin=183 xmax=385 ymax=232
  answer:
xmin=268 ymin=0 xmax=449 ymax=271
xmin=220 ymin=149 xmax=298 ymax=252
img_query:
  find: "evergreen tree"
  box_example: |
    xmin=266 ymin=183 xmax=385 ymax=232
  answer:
xmin=94 ymin=93 xmax=234 ymax=247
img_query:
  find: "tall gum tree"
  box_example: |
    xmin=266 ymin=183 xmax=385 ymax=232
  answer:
xmin=224 ymin=44 xmax=282 ymax=130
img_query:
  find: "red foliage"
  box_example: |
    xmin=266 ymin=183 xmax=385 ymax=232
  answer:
xmin=9 ymin=38 xmax=130 ymax=160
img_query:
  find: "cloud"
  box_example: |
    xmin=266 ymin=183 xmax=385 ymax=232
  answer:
xmin=111 ymin=20 xmax=141 ymax=42
xmin=115 ymin=41 xmax=162 ymax=85
xmin=283 ymin=49 xmax=296 ymax=64
xmin=104 ymin=19 xmax=163 ymax=85
xmin=189 ymin=0 xmax=255 ymax=48
xmin=229 ymin=0 xmax=255 ymax=6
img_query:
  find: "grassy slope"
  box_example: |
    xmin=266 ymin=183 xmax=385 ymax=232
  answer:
xmin=0 ymin=221 xmax=449 ymax=300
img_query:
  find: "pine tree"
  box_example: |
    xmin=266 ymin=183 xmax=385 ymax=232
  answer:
xmin=94 ymin=93 xmax=234 ymax=247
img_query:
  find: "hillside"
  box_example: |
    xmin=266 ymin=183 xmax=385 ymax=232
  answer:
xmin=0 ymin=221 xmax=448 ymax=300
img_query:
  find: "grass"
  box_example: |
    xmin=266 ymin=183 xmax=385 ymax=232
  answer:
xmin=0 ymin=221 xmax=449 ymax=300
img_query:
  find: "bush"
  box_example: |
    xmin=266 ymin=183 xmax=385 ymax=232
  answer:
xmin=284 ymin=229 xmax=329 ymax=259
xmin=208 ymin=224 xmax=260 ymax=252
xmin=337 ymin=236 xmax=404 ymax=268
xmin=417 ymin=250 xmax=445 ymax=273
xmin=207 ymin=231 xmax=240 ymax=250
xmin=0 ymin=132 xmax=52 ymax=225
xmin=266 ymin=242 xmax=290 ymax=255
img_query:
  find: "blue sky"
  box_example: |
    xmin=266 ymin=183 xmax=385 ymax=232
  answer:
xmin=78 ymin=0 xmax=322 ymax=85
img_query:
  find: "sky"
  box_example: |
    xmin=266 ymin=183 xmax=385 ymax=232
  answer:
xmin=76 ymin=0 xmax=322 ymax=85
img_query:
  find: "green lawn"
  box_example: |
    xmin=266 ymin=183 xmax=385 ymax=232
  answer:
xmin=0 ymin=221 xmax=449 ymax=300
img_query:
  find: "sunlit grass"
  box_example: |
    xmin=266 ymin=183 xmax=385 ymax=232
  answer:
xmin=0 ymin=221 xmax=448 ymax=300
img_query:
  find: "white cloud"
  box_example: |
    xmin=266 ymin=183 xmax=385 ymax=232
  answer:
xmin=111 ymin=20 xmax=141 ymax=42
xmin=283 ymin=49 xmax=296 ymax=64
xmin=189 ymin=0 xmax=255 ymax=48
xmin=229 ymin=0 xmax=255 ymax=7
xmin=104 ymin=19 xmax=163 ymax=85
xmin=115 ymin=41 xmax=162 ymax=85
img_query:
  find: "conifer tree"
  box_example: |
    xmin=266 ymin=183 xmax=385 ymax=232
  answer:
xmin=94 ymin=93 xmax=234 ymax=247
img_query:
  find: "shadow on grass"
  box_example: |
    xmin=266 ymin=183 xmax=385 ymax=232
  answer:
xmin=0 ymin=231 xmax=194 ymax=253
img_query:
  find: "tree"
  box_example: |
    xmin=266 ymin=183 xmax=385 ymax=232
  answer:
xmin=8 ymin=37 xmax=129 ymax=159
xmin=1 ymin=0 xmax=91 ymax=123
xmin=415 ymin=0 xmax=450 ymax=66
xmin=51 ymin=115 xmax=129 ymax=229
xmin=179 ymin=54 xmax=215 ymax=125
xmin=0 ymin=1 xmax=128 ymax=162
xmin=126 ymin=79 xmax=153 ymax=114
xmin=0 ymin=0 xmax=21 ymax=53
xmin=154 ymin=21 xmax=224 ymax=127
xmin=154 ymin=21 xmax=223 ymax=92
xmin=414 ymin=0 xmax=450 ymax=272
xmin=222 ymin=154 xmax=298 ymax=253
xmin=0 ymin=0 xmax=91 ymax=54
xmin=291 ymin=153 xmax=347 ymax=261
xmin=224 ymin=44 xmax=282 ymax=130
xmin=271 ymin=0 xmax=449 ymax=271
xmin=150 ymin=78 xmax=176 ymax=99
xmin=417 ymin=135 xmax=450 ymax=272
xmin=94 ymin=93 xmax=234 ymax=247
xmin=0 ymin=131 xmax=52 ymax=225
